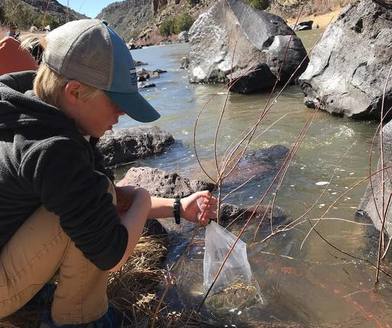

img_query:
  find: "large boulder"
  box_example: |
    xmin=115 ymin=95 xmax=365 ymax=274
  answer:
xmin=225 ymin=145 xmax=289 ymax=185
xmin=117 ymin=166 xmax=288 ymax=232
xmin=117 ymin=166 xmax=214 ymax=197
xmin=177 ymin=31 xmax=189 ymax=43
xmin=188 ymin=0 xmax=308 ymax=94
xmin=358 ymin=120 xmax=392 ymax=236
xmin=299 ymin=0 xmax=392 ymax=121
xmin=97 ymin=126 xmax=174 ymax=167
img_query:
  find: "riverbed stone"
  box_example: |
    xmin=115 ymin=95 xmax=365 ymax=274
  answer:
xmin=358 ymin=120 xmax=392 ymax=236
xmin=137 ymin=68 xmax=167 ymax=82
xmin=180 ymin=56 xmax=190 ymax=69
xmin=116 ymin=166 xmax=214 ymax=197
xmin=299 ymin=0 xmax=392 ymax=121
xmin=138 ymin=82 xmax=156 ymax=89
xmin=219 ymin=202 xmax=287 ymax=229
xmin=178 ymin=31 xmax=189 ymax=43
xmin=188 ymin=0 xmax=308 ymax=93
xmin=97 ymin=126 xmax=175 ymax=167
xmin=293 ymin=20 xmax=313 ymax=31
xmin=117 ymin=166 xmax=288 ymax=231
xmin=225 ymin=145 xmax=290 ymax=186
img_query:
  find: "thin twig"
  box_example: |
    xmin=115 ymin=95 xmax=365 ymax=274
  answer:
xmin=221 ymin=174 xmax=256 ymax=202
xmin=300 ymin=142 xmax=355 ymax=250
xmin=197 ymin=112 xmax=314 ymax=312
xmin=376 ymin=65 xmax=392 ymax=283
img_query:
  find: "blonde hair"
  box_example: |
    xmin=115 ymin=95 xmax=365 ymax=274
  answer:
xmin=19 ymin=32 xmax=46 ymax=63
xmin=34 ymin=64 xmax=100 ymax=108
xmin=24 ymin=34 xmax=102 ymax=108
xmin=19 ymin=33 xmax=44 ymax=52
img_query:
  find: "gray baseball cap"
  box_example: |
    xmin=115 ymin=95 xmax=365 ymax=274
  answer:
xmin=43 ymin=19 xmax=160 ymax=123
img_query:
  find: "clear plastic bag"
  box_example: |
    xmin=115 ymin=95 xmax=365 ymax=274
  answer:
xmin=203 ymin=221 xmax=252 ymax=292
xmin=203 ymin=221 xmax=263 ymax=310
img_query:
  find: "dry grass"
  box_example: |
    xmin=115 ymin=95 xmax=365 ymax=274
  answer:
xmin=107 ymin=235 xmax=168 ymax=327
xmin=108 ymin=235 xmax=221 ymax=328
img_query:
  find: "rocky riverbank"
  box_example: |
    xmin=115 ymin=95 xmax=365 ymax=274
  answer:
xmin=94 ymin=0 xmax=351 ymax=47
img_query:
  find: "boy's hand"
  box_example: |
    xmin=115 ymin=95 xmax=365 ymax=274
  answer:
xmin=180 ymin=191 xmax=217 ymax=226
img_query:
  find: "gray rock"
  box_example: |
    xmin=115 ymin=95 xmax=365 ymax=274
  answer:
xmin=293 ymin=20 xmax=313 ymax=31
xmin=117 ymin=166 xmax=288 ymax=230
xmin=180 ymin=56 xmax=190 ymax=69
xmin=128 ymin=43 xmax=142 ymax=50
xmin=225 ymin=145 xmax=289 ymax=185
xmin=117 ymin=166 xmax=214 ymax=197
xmin=134 ymin=60 xmax=148 ymax=66
xmin=219 ymin=202 xmax=287 ymax=229
xmin=245 ymin=144 xmax=289 ymax=162
xmin=137 ymin=68 xmax=167 ymax=82
xmin=299 ymin=0 xmax=392 ymax=121
xmin=358 ymin=120 xmax=392 ymax=236
xmin=178 ymin=30 xmax=189 ymax=43
xmin=188 ymin=0 xmax=308 ymax=93
xmin=97 ymin=126 xmax=175 ymax=167
xmin=138 ymin=82 xmax=156 ymax=89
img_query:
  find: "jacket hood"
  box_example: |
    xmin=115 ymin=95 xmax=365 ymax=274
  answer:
xmin=0 ymin=70 xmax=78 ymax=133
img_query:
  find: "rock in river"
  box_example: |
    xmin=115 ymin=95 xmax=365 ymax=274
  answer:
xmin=225 ymin=145 xmax=290 ymax=186
xmin=293 ymin=20 xmax=313 ymax=31
xmin=299 ymin=0 xmax=392 ymax=121
xmin=358 ymin=120 xmax=392 ymax=236
xmin=97 ymin=126 xmax=174 ymax=167
xmin=117 ymin=166 xmax=288 ymax=234
xmin=117 ymin=166 xmax=214 ymax=197
xmin=188 ymin=0 xmax=308 ymax=94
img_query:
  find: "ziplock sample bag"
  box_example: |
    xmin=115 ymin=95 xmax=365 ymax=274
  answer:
xmin=203 ymin=221 xmax=263 ymax=310
xmin=203 ymin=221 xmax=252 ymax=292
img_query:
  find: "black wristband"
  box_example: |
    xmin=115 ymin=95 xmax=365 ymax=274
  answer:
xmin=173 ymin=196 xmax=181 ymax=225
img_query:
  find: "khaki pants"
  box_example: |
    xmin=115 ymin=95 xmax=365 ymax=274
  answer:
xmin=0 ymin=182 xmax=117 ymax=325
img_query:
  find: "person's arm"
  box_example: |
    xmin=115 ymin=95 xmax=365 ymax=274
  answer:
xmin=115 ymin=186 xmax=217 ymax=225
xmin=22 ymin=138 xmax=129 ymax=271
xmin=110 ymin=187 xmax=151 ymax=272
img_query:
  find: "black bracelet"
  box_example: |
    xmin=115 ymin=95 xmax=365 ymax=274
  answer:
xmin=173 ymin=196 xmax=181 ymax=225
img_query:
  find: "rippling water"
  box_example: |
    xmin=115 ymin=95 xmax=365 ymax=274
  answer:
xmin=114 ymin=31 xmax=392 ymax=327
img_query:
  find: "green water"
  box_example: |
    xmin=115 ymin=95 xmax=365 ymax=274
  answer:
xmin=114 ymin=31 xmax=392 ymax=327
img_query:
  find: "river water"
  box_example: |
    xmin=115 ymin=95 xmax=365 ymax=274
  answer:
xmin=115 ymin=30 xmax=392 ymax=327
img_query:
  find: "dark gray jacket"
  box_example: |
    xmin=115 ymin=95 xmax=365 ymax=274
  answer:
xmin=0 ymin=71 xmax=127 ymax=270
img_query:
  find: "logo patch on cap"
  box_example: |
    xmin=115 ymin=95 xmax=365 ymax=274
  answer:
xmin=130 ymin=68 xmax=137 ymax=86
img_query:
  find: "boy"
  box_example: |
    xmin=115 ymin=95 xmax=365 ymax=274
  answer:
xmin=0 ymin=19 xmax=215 ymax=327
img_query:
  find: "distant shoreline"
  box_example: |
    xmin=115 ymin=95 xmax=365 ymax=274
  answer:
xmin=286 ymin=7 xmax=343 ymax=29
xmin=0 ymin=7 xmax=344 ymax=47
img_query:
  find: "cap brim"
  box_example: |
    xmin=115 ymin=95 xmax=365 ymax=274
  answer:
xmin=105 ymin=90 xmax=160 ymax=123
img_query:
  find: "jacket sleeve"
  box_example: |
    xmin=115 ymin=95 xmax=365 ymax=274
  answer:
xmin=0 ymin=70 xmax=36 ymax=93
xmin=19 ymin=137 xmax=128 ymax=270
xmin=90 ymin=137 xmax=114 ymax=181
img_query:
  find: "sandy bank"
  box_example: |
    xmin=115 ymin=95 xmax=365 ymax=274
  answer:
xmin=287 ymin=7 xmax=344 ymax=29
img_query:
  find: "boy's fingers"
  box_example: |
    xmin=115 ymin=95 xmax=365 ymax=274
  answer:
xmin=202 ymin=194 xmax=217 ymax=203
xmin=198 ymin=215 xmax=209 ymax=226
xmin=197 ymin=191 xmax=218 ymax=203
xmin=208 ymin=197 xmax=218 ymax=205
